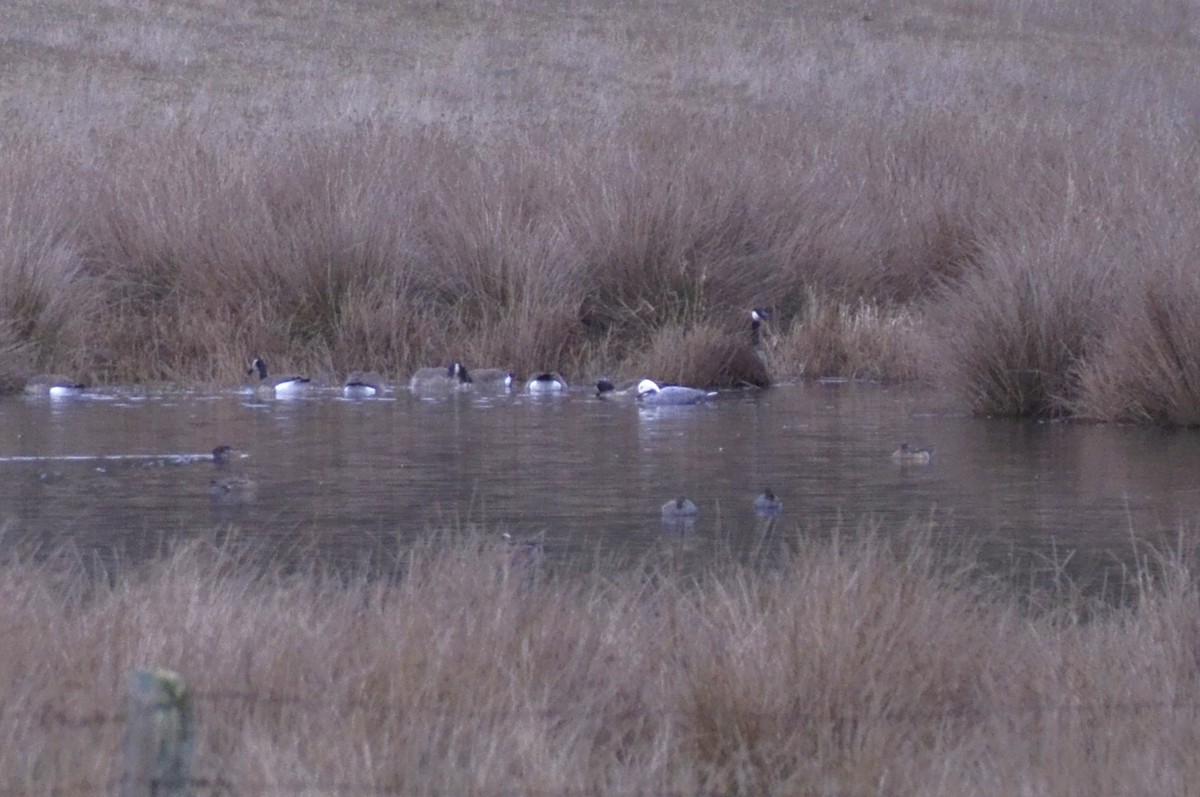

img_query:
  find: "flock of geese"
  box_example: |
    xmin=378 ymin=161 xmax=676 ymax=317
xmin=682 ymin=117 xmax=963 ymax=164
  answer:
xmin=245 ymin=358 xmax=721 ymax=406
xmin=20 ymin=306 xmax=934 ymax=523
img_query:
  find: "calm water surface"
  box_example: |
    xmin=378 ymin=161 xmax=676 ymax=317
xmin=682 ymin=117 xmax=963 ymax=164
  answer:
xmin=2 ymin=382 xmax=1199 ymax=582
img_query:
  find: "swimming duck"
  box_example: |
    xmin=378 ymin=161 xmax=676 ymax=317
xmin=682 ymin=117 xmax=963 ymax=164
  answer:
xmin=661 ymin=496 xmax=699 ymax=520
xmin=471 ymin=368 xmax=515 ymax=389
xmin=595 ymin=379 xmax=640 ymax=399
xmin=248 ymin=358 xmax=311 ymax=397
xmin=211 ymin=445 xmax=243 ymax=465
xmin=24 ymin=374 xmax=87 ymax=398
xmin=636 ymin=379 xmax=717 ymax=406
xmin=409 ymin=362 xmax=473 ymax=392
xmin=343 ymin=371 xmax=384 ymax=398
xmin=661 ymin=496 xmax=699 ymax=532
xmin=753 ymin=488 xmax=784 ymax=518
xmin=525 ymin=373 xmax=568 ymax=394
xmin=891 ymin=443 xmax=934 ymax=464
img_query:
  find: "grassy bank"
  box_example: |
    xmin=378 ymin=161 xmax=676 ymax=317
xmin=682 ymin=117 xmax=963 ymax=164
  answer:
xmin=4 ymin=530 xmax=1199 ymax=795
xmin=1 ymin=0 xmax=1199 ymax=418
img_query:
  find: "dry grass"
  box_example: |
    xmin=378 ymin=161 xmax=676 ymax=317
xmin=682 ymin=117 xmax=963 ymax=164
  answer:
xmin=4 ymin=528 xmax=1200 ymax=795
xmin=1 ymin=0 xmax=1200 ymax=408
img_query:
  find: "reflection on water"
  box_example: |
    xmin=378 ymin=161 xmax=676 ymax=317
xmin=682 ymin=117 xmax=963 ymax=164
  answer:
xmin=1 ymin=383 xmax=1199 ymax=583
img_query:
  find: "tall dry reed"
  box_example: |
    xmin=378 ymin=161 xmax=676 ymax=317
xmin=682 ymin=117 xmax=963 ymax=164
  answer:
xmin=4 ymin=528 xmax=1199 ymax=795
xmin=1 ymin=0 xmax=1200 ymax=413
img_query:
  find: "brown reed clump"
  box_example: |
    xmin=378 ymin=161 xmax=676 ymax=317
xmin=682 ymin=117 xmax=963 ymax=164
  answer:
xmin=631 ymin=322 xmax=771 ymax=389
xmin=4 ymin=528 xmax=1200 ymax=795
xmin=925 ymin=225 xmax=1119 ymax=418
xmin=770 ymin=289 xmax=923 ymax=383
xmin=1 ymin=0 xmax=1200 ymax=422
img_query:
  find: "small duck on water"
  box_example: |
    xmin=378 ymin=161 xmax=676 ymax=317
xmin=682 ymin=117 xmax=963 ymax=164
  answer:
xmin=891 ymin=443 xmax=934 ymax=465
xmin=661 ymin=496 xmax=699 ymax=532
xmin=753 ymin=488 xmax=783 ymax=518
xmin=210 ymin=445 xmax=246 ymax=465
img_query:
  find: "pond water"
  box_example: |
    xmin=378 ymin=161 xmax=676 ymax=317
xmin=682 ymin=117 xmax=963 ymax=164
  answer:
xmin=2 ymin=382 xmax=1198 ymax=586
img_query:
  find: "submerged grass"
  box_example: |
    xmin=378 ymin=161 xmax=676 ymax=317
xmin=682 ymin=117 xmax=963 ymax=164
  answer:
xmin=5 ymin=529 xmax=1200 ymax=795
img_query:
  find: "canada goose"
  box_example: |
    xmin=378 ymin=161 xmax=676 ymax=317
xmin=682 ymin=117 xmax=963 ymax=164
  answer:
xmin=525 ymin=373 xmax=568 ymax=394
xmin=750 ymin=308 xmax=771 ymax=347
xmin=471 ymin=368 xmax=515 ymax=389
xmin=891 ymin=443 xmax=934 ymax=465
xmin=24 ymin=374 xmax=87 ymax=398
xmin=753 ymin=488 xmax=784 ymax=518
xmin=595 ymin=379 xmax=640 ymax=399
xmin=409 ymin=362 xmax=473 ymax=392
xmin=248 ymin=358 xmax=310 ymax=397
xmin=636 ymin=379 xmax=717 ymax=406
xmin=343 ymin=371 xmax=384 ymax=398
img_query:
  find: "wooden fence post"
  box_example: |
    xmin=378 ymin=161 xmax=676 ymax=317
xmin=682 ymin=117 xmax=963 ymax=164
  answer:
xmin=122 ymin=668 xmax=195 ymax=797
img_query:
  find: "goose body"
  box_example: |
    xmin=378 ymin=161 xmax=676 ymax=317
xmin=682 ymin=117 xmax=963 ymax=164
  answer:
xmin=471 ymin=368 xmax=515 ymax=389
xmin=409 ymin=363 xmax=472 ymax=392
xmin=25 ymin=374 xmax=87 ymax=398
xmin=636 ymin=379 xmax=717 ymax=406
xmin=343 ymin=371 xmax=384 ymax=398
xmin=248 ymin=358 xmax=310 ymax=397
xmin=891 ymin=443 xmax=934 ymax=465
xmin=525 ymin=373 xmax=568 ymax=394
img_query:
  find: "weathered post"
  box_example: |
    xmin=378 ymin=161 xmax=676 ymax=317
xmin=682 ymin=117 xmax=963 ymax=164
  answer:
xmin=122 ymin=668 xmax=194 ymax=797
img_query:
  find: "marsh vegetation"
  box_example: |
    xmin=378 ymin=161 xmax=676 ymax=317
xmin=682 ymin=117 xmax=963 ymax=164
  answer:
xmin=0 ymin=0 xmax=1198 ymax=419
xmin=5 ymin=530 xmax=1199 ymax=795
